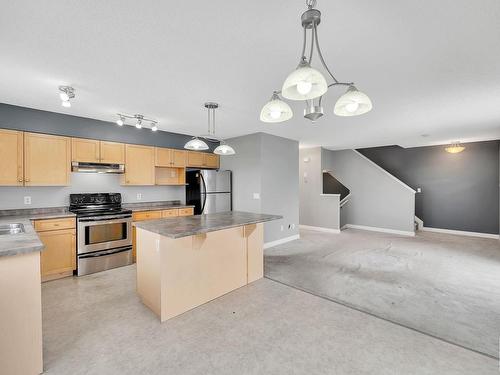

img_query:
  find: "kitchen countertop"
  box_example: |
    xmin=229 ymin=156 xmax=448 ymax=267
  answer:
xmin=134 ymin=211 xmax=282 ymax=239
xmin=123 ymin=201 xmax=195 ymax=212
xmin=0 ymin=207 xmax=76 ymax=258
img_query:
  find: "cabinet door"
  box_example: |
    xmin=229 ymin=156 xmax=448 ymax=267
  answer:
xmin=25 ymin=133 xmax=71 ymax=186
xmin=205 ymin=154 xmax=219 ymax=169
xmin=155 ymin=147 xmax=172 ymax=167
xmin=0 ymin=129 xmax=23 ymax=186
xmin=162 ymin=209 xmax=179 ymax=218
xmin=100 ymin=141 xmax=125 ymax=164
xmin=171 ymin=150 xmax=187 ymax=167
xmin=178 ymin=207 xmax=194 ymax=216
xmin=187 ymin=151 xmax=205 ymax=167
xmin=39 ymin=229 xmax=76 ymax=280
xmin=71 ymin=138 xmax=100 ymax=163
xmin=123 ymin=144 xmax=155 ymax=185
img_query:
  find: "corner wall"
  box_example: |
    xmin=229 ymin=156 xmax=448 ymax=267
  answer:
xmin=220 ymin=133 xmax=299 ymax=244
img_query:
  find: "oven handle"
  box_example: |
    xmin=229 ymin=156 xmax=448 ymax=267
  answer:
xmin=78 ymin=246 xmax=132 ymax=259
xmin=78 ymin=214 xmax=132 ymax=223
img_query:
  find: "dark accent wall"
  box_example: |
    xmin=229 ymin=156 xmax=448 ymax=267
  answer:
xmin=0 ymin=103 xmax=218 ymax=151
xmin=358 ymin=141 xmax=499 ymax=234
xmin=323 ymin=172 xmax=350 ymax=200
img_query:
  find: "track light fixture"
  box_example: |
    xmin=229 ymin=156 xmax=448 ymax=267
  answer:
xmin=59 ymin=86 xmax=75 ymax=108
xmin=116 ymin=113 xmax=158 ymax=131
xmin=260 ymin=0 xmax=372 ymax=123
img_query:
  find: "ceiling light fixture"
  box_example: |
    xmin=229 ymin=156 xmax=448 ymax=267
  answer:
xmin=59 ymin=86 xmax=75 ymax=108
xmin=184 ymin=102 xmax=236 ymax=156
xmin=116 ymin=113 xmax=158 ymax=131
xmin=261 ymin=0 xmax=372 ymax=123
xmin=260 ymin=92 xmax=293 ymax=123
xmin=445 ymin=142 xmax=465 ymax=154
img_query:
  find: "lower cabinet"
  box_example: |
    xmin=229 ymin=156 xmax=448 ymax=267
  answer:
xmin=34 ymin=218 xmax=76 ymax=282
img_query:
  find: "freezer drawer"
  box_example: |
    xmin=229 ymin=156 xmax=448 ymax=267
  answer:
xmin=202 ymin=193 xmax=232 ymax=214
xmin=77 ymin=246 xmax=133 ymax=276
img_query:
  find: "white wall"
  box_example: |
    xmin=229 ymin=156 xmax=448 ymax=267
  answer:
xmin=322 ymin=149 xmax=415 ymax=233
xmin=299 ymin=147 xmax=340 ymax=230
xmin=221 ymin=132 xmax=299 ymax=244
xmin=0 ymin=173 xmax=185 ymax=209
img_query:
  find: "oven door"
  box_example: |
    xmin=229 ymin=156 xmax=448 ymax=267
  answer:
xmin=77 ymin=214 xmax=132 ymax=255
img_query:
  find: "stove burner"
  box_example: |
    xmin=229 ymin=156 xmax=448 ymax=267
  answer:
xmin=69 ymin=193 xmax=131 ymax=217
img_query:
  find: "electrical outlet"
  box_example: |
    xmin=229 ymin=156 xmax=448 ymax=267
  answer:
xmin=136 ymin=193 xmax=142 ymax=200
xmin=24 ymin=196 xmax=31 ymax=205
xmin=253 ymin=193 xmax=260 ymax=200
xmin=417 ymin=187 xmax=422 ymax=193
xmin=280 ymin=225 xmax=284 ymax=231
xmin=291 ymin=224 xmax=295 ymax=229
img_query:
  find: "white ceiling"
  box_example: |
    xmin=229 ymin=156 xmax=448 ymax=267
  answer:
xmin=1 ymin=0 xmax=499 ymax=149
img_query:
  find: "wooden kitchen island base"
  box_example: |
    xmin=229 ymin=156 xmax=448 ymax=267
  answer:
xmin=136 ymin=223 xmax=264 ymax=322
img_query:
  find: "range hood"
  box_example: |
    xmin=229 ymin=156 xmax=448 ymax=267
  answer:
xmin=71 ymin=161 xmax=125 ymax=174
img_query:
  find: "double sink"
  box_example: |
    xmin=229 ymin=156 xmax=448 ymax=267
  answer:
xmin=0 ymin=223 xmax=25 ymax=236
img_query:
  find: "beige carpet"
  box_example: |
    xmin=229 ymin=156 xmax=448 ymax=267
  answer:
xmin=264 ymin=228 xmax=500 ymax=358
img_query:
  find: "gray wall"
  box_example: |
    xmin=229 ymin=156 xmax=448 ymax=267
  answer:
xmin=358 ymin=141 xmax=500 ymax=234
xmin=221 ymin=133 xmax=299 ymax=244
xmin=322 ymin=149 xmax=415 ymax=233
xmin=299 ymin=147 xmax=340 ymax=230
xmin=0 ymin=173 xmax=185 ymax=209
xmin=0 ymin=103 xmax=218 ymax=151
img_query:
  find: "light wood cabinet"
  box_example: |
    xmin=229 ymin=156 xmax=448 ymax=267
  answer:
xmin=123 ymin=144 xmax=155 ymax=185
xmin=162 ymin=209 xmax=179 ymax=218
xmin=0 ymin=129 xmax=23 ymax=186
xmin=155 ymin=147 xmax=186 ymax=167
xmin=35 ymin=217 xmax=77 ymax=282
xmin=178 ymin=207 xmax=194 ymax=216
xmin=24 ymin=132 xmax=71 ymax=186
xmin=72 ymin=138 xmax=125 ymax=164
xmin=71 ymin=138 xmax=100 ymax=163
xmin=155 ymin=167 xmax=186 ymax=185
xmin=100 ymin=141 xmax=125 ymax=164
xmin=186 ymin=151 xmax=219 ymax=169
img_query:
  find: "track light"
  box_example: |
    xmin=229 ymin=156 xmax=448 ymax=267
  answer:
xmin=116 ymin=113 xmax=158 ymax=131
xmin=59 ymin=86 xmax=75 ymax=108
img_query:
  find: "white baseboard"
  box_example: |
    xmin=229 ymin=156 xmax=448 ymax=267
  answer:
xmin=422 ymin=226 xmax=499 ymax=239
xmin=414 ymin=216 xmax=424 ymax=230
xmin=299 ymin=225 xmax=340 ymax=234
xmin=264 ymin=234 xmax=300 ymax=249
xmin=342 ymin=224 xmax=415 ymax=237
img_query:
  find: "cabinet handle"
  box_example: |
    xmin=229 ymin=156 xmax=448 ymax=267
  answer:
xmin=25 ymin=178 xmax=30 ymax=182
xmin=18 ymin=179 xmax=23 ymax=182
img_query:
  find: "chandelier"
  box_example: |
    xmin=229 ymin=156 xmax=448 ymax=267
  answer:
xmin=260 ymin=0 xmax=372 ymax=123
xmin=184 ymin=102 xmax=236 ymax=155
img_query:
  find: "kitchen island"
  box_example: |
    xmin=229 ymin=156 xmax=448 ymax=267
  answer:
xmin=134 ymin=211 xmax=281 ymax=321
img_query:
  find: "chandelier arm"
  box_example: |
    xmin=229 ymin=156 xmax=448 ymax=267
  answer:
xmin=213 ymin=108 xmax=216 ymax=136
xmin=309 ymin=24 xmax=315 ymax=64
xmin=301 ymin=26 xmax=307 ymax=59
xmin=313 ymin=23 xmax=339 ymax=84
xmin=328 ymin=82 xmax=354 ymax=88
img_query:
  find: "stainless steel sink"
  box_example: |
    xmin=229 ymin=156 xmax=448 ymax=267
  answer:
xmin=0 ymin=223 xmax=25 ymax=235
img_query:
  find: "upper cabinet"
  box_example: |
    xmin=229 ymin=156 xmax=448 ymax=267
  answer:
xmin=24 ymin=132 xmax=71 ymax=186
xmin=155 ymin=147 xmax=186 ymax=168
xmin=186 ymin=151 xmax=219 ymax=169
xmin=122 ymin=144 xmax=155 ymax=185
xmin=0 ymin=129 xmax=23 ymax=186
xmin=100 ymin=141 xmax=125 ymax=164
xmin=72 ymin=138 xmax=125 ymax=164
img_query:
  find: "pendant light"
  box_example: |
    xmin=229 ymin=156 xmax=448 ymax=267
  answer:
xmin=261 ymin=0 xmax=372 ymax=123
xmin=334 ymin=86 xmax=373 ymax=116
xmin=184 ymin=102 xmax=236 ymax=155
xmin=260 ymin=92 xmax=293 ymax=123
xmin=445 ymin=142 xmax=465 ymax=154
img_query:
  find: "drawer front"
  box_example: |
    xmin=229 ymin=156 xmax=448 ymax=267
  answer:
xmin=34 ymin=217 xmax=76 ymax=232
xmin=132 ymin=211 xmax=162 ymax=221
xmin=162 ymin=209 xmax=178 ymax=218
xmin=178 ymin=207 xmax=194 ymax=216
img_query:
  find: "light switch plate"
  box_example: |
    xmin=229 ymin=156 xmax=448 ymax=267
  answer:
xmin=253 ymin=193 xmax=260 ymax=200
xmin=24 ymin=196 xmax=31 ymax=205
xmin=417 ymin=187 xmax=422 ymax=193
xmin=136 ymin=193 xmax=142 ymax=200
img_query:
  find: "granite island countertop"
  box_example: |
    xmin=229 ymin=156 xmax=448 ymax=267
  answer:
xmin=134 ymin=211 xmax=282 ymax=239
xmin=123 ymin=201 xmax=195 ymax=212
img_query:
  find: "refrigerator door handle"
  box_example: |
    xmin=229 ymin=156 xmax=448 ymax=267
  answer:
xmin=200 ymin=173 xmax=208 ymax=214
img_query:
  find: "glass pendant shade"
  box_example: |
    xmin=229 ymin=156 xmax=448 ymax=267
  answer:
xmin=184 ymin=137 xmax=209 ymax=151
xmin=445 ymin=142 xmax=465 ymax=154
xmin=281 ymin=61 xmax=328 ymax=101
xmin=334 ymin=86 xmax=373 ymax=116
xmin=214 ymin=143 xmax=235 ymax=155
xmin=260 ymin=94 xmax=293 ymax=123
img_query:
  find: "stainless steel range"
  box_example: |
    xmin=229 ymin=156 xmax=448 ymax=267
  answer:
xmin=69 ymin=193 xmax=133 ymax=276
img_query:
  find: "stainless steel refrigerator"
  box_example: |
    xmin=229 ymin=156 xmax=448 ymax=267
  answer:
xmin=186 ymin=170 xmax=232 ymax=214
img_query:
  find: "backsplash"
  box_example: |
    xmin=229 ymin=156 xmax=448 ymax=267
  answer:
xmin=0 ymin=173 xmax=185 ymax=209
